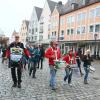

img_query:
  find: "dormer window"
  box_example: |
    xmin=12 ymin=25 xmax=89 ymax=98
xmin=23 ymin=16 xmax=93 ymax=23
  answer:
xmin=71 ymin=3 xmax=78 ymax=10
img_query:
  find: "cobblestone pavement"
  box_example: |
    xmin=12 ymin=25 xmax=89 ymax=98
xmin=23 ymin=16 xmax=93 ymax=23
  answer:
xmin=0 ymin=59 xmax=100 ymax=100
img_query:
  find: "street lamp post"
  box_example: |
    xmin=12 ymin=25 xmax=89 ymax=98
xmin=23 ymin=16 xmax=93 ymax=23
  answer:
xmin=94 ymin=33 xmax=98 ymax=59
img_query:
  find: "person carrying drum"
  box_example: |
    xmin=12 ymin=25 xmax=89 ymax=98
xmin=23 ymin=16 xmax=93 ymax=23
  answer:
xmin=62 ymin=50 xmax=76 ymax=86
xmin=5 ymin=35 xmax=31 ymax=88
xmin=45 ymin=41 xmax=61 ymax=90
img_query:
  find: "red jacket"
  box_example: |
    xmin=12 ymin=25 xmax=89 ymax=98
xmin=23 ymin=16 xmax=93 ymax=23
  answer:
xmin=63 ymin=54 xmax=76 ymax=65
xmin=45 ymin=47 xmax=61 ymax=65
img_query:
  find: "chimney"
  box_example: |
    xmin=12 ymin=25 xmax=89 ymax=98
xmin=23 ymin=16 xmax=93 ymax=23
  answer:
xmin=57 ymin=1 xmax=63 ymax=6
xmin=71 ymin=3 xmax=78 ymax=10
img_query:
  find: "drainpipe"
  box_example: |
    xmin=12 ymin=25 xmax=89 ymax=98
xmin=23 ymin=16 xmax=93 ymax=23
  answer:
xmin=58 ymin=13 xmax=60 ymax=42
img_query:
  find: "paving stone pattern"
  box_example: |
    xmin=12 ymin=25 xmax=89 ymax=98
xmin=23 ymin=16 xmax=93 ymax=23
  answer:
xmin=0 ymin=59 xmax=100 ymax=100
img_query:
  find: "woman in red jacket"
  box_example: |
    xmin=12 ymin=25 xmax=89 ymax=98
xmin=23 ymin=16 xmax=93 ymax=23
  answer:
xmin=45 ymin=41 xmax=61 ymax=90
xmin=63 ymin=50 xmax=76 ymax=86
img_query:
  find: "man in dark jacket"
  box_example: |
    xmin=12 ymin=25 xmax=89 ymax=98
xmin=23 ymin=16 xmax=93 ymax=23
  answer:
xmin=5 ymin=35 xmax=30 ymax=88
xmin=37 ymin=45 xmax=45 ymax=69
xmin=82 ymin=49 xmax=92 ymax=84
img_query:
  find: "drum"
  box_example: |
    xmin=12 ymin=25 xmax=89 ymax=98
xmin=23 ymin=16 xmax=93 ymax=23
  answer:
xmin=54 ymin=60 xmax=66 ymax=69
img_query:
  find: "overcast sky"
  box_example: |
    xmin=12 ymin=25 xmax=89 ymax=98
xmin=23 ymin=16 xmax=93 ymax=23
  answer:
xmin=0 ymin=0 xmax=67 ymax=37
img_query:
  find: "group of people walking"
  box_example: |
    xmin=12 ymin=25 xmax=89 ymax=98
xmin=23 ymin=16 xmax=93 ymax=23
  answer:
xmin=1 ymin=35 xmax=93 ymax=90
xmin=45 ymin=40 xmax=93 ymax=90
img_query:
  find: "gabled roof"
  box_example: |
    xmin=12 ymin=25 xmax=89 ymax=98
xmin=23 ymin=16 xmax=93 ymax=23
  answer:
xmin=35 ymin=7 xmax=43 ymax=20
xmin=12 ymin=30 xmax=19 ymax=37
xmin=47 ymin=0 xmax=57 ymax=13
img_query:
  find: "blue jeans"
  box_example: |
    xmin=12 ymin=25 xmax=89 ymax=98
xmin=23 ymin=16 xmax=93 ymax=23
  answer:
xmin=49 ymin=65 xmax=56 ymax=88
xmin=84 ymin=66 xmax=89 ymax=81
xmin=64 ymin=68 xmax=73 ymax=84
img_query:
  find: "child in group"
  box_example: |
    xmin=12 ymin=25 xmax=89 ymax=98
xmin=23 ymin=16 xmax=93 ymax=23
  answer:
xmin=62 ymin=50 xmax=76 ymax=86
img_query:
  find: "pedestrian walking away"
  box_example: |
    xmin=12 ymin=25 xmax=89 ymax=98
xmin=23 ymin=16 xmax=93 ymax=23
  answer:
xmin=45 ymin=41 xmax=61 ymax=90
xmin=29 ymin=45 xmax=40 ymax=78
xmin=37 ymin=44 xmax=45 ymax=69
xmin=5 ymin=35 xmax=31 ymax=88
xmin=75 ymin=49 xmax=83 ymax=77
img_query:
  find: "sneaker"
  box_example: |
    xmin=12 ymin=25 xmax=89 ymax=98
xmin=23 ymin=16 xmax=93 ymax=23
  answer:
xmin=17 ymin=83 xmax=21 ymax=88
xmin=52 ymin=87 xmax=56 ymax=90
xmin=69 ymin=83 xmax=72 ymax=87
xmin=29 ymin=72 xmax=31 ymax=76
xmin=63 ymin=81 xmax=67 ymax=85
xmin=12 ymin=83 xmax=17 ymax=87
xmin=32 ymin=76 xmax=36 ymax=79
xmin=49 ymin=84 xmax=52 ymax=87
xmin=84 ymin=80 xmax=88 ymax=84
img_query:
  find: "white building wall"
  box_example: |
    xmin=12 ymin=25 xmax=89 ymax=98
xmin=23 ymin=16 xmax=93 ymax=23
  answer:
xmin=39 ymin=1 xmax=51 ymax=41
xmin=28 ymin=8 xmax=39 ymax=42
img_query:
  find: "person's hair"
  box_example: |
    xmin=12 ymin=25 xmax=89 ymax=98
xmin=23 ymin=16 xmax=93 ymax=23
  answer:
xmin=50 ymin=41 xmax=54 ymax=47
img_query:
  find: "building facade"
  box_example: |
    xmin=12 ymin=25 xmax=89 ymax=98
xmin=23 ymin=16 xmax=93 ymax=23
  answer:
xmin=10 ymin=30 xmax=19 ymax=43
xmin=19 ymin=20 xmax=29 ymax=46
xmin=27 ymin=7 xmax=42 ymax=44
xmin=38 ymin=0 xmax=57 ymax=44
xmin=49 ymin=0 xmax=100 ymax=57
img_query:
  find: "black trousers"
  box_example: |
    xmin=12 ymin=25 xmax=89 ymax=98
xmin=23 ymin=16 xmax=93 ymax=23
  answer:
xmin=38 ymin=57 xmax=43 ymax=69
xmin=11 ymin=66 xmax=22 ymax=84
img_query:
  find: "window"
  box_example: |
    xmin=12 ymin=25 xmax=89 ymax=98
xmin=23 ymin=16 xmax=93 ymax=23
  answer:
xmin=67 ymin=29 xmax=70 ymax=35
xmin=52 ymin=32 xmax=56 ymax=36
xmin=96 ymin=7 xmax=100 ymax=17
xmin=36 ymin=28 xmax=38 ymax=32
xmin=40 ymin=25 xmax=43 ymax=33
xmin=48 ymin=24 xmax=50 ymax=31
xmin=71 ymin=16 xmax=75 ymax=22
xmin=48 ymin=35 xmax=50 ymax=39
xmin=81 ymin=13 xmax=86 ymax=20
xmin=52 ymin=32 xmax=53 ymax=36
xmin=32 ymin=37 xmax=33 ymax=41
xmin=81 ymin=26 xmax=85 ymax=33
xmin=77 ymin=27 xmax=81 ymax=34
xmin=77 ymin=12 xmax=86 ymax=21
xmin=61 ymin=30 xmax=64 ymax=36
xmin=89 ymin=9 xmax=95 ymax=18
xmin=95 ymin=24 xmax=100 ymax=32
xmin=77 ymin=13 xmax=81 ymax=21
xmin=32 ymin=29 xmax=34 ymax=34
xmin=29 ymin=29 xmax=31 ymax=33
xmin=35 ymin=36 xmax=37 ymax=40
xmin=71 ymin=29 xmax=74 ymax=34
xmin=67 ymin=16 xmax=75 ymax=23
xmin=60 ymin=18 xmax=64 ymax=25
xmin=89 ymin=25 xmax=94 ymax=32
xmin=54 ymin=31 xmax=56 ymax=36
xmin=39 ymin=35 xmax=43 ymax=41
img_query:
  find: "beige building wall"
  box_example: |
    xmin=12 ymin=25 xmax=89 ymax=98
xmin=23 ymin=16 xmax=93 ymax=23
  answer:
xmin=19 ymin=20 xmax=29 ymax=46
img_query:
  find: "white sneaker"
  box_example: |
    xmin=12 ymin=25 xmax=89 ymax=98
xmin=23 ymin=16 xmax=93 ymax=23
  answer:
xmin=63 ymin=81 xmax=67 ymax=85
xmin=69 ymin=83 xmax=72 ymax=87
